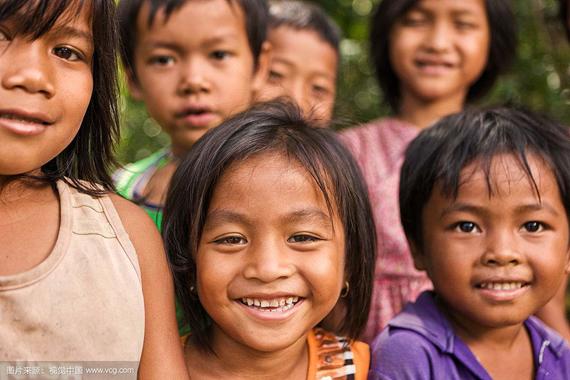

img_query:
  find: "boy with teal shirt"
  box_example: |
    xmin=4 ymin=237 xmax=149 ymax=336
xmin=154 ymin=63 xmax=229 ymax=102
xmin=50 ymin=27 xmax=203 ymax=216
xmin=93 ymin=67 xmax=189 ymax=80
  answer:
xmin=115 ymin=0 xmax=271 ymax=333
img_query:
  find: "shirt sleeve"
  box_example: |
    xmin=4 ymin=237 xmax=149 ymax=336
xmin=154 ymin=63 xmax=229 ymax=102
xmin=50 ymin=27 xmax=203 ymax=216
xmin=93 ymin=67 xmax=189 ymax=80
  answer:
xmin=369 ymin=329 xmax=436 ymax=380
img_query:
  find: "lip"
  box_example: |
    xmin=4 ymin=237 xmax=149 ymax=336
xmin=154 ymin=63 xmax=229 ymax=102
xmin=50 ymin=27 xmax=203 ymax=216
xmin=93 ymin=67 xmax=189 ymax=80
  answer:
xmin=414 ymin=57 xmax=456 ymax=76
xmin=0 ymin=108 xmax=55 ymax=136
xmin=175 ymin=104 xmax=217 ymax=128
xmin=474 ymin=277 xmax=531 ymax=303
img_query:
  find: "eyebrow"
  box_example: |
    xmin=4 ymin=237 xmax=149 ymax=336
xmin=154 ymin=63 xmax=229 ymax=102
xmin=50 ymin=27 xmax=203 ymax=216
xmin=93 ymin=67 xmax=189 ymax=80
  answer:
xmin=50 ymin=25 xmax=94 ymax=52
xmin=203 ymin=208 xmax=334 ymax=230
xmin=440 ymin=202 xmax=561 ymax=218
xmin=282 ymin=208 xmax=333 ymax=229
xmin=204 ymin=210 xmax=254 ymax=230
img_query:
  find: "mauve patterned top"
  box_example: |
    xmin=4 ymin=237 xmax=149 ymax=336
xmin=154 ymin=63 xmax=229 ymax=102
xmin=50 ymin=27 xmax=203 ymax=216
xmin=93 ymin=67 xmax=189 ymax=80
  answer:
xmin=340 ymin=118 xmax=432 ymax=343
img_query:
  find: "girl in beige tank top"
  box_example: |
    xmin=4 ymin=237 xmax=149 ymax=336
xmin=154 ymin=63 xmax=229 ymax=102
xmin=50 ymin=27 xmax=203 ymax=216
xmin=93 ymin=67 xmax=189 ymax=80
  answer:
xmin=0 ymin=1 xmax=188 ymax=378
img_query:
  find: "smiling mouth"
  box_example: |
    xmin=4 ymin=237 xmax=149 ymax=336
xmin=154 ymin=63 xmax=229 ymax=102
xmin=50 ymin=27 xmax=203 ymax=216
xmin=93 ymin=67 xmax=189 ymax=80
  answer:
xmin=239 ymin=296 xmax=301 ymax=312
xmin=0 ymin=112 xmax=52 ymax=125
xmin=476 ymin=281 xmax=530 ymax=291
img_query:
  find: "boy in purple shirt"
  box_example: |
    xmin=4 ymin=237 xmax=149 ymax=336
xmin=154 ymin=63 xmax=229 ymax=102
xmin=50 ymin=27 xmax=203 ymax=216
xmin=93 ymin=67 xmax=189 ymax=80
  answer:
xmin=370 ymin=108 xmax=570 ymax=379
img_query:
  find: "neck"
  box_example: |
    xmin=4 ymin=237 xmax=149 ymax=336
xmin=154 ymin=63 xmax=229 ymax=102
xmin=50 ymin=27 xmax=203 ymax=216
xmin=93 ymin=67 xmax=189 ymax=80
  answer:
xmin=187 ymin=328 xmax=309 ymax=379
xmin=0 ymin=172 xmax=49 ymax=205
xmin=397 ymin=92 xmax=466 ymax=129
xmin=436 ymin=297 xmax=527 ymax=352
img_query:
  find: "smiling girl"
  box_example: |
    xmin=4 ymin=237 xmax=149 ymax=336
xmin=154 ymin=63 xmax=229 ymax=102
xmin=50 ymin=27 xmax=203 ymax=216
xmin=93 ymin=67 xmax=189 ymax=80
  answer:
xmin=0 ymin=1 xmax=187 ymax=376
xmin=163 ymin=101 xmax=376 ymax=379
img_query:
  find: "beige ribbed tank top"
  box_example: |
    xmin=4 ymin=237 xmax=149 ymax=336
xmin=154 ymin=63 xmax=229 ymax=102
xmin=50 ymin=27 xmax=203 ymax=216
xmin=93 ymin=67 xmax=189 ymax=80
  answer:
xmin=0 ymin=180 xmax=145 ymax=361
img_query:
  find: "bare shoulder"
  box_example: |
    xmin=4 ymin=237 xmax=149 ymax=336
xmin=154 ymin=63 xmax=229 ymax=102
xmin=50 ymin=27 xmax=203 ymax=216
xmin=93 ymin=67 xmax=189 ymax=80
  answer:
xmin=107 ymin=193 xmax=163 ymax=256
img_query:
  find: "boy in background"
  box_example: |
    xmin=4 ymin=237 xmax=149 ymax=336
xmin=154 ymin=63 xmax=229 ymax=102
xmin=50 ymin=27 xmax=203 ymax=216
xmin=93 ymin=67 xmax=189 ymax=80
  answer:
xmin=256 ymin=0 xmax=341 ymax=125
xmin=115 ymin=0 xmax=270 ymax=226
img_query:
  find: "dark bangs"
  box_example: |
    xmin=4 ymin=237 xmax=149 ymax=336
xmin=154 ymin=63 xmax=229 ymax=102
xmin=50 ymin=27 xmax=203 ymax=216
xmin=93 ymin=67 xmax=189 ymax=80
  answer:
xmin=399 ymin=107 xmax=570 ymax=249
xmin=0 ymin=0 xmax=120 ymax=195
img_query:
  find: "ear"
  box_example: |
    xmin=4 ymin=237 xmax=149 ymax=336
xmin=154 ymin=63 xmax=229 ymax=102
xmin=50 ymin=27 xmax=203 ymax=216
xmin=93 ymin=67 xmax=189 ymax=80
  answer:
xmin=126 ymin=69 xmax=144 ymax=101
xmin=251 ymin=41 xmax=272 ymax=94
xmin=409 ymin=239 xmax=427 ymax=271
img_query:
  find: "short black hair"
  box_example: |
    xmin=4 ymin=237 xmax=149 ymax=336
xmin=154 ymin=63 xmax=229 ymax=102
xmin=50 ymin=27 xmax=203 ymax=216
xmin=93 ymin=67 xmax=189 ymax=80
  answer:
xmin=400 ymin=107 xmax=570 ymax=249
xmin=163 ymin=100 xmax=376 ymax=350
xmin=268 ymin=0 xmax=341 ymax=55
xmin=118 ymin=0 xmax=268 ymax=79
xmin=0 ymin=0 xmax=120 ymax=195
xmin=370 ymin=0 xmax=517 ymax=112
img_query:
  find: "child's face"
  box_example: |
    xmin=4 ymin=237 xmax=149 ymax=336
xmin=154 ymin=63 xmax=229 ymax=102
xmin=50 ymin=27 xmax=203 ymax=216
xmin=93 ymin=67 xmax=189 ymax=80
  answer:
xmin=389 ymin=0 xmax=489 ymax=106
xmin=416 ymin=154 xmax=570 ymax=332
xmin=196 ymin=153 xmax=345 ymax=353
xmin=129 ymin=0 xmax=268 ymax=154
xmin=257 ymin=27 xmax=337 ymax=125
xmin=0 ymin=6 xmax=93 ymax=175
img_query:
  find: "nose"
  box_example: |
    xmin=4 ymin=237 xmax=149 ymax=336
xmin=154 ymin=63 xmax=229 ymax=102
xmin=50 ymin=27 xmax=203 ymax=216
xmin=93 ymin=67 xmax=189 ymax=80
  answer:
xmin=1 ymin=40 xmax=55 ymax=98
xmin=242 ymin=238 xmax=295 ymax=283
xmin=288 ymin=81 xmax=311 ymax=116
xmin=177 ymin=57 xmax=211 ymax=96
xmin=422 ymin=21 xmax=452 ymax=53
xmin=481 ymin=230 xmax=523 ymax=267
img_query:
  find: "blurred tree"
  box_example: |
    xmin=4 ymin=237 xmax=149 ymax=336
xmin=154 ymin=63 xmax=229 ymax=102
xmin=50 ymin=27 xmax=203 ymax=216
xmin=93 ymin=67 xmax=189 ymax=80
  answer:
xmin=117 ymin=0 xmax=570 ymax=162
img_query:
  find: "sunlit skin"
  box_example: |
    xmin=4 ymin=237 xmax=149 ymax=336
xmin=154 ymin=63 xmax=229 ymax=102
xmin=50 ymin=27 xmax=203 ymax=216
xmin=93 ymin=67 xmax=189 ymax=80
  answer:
xmin=129 ymin=0 xmax=269 ymax=155
xmin=0 ymin=5 xmax=93 ymax=275
xmin=185 ymin=153 xmax=346 ymax=379
xmin=0 ymin=7 xmax=93 ymax=176
xmin=414 ymin=154 xmax=570 ymax=380
xmin=389 ymin=0 xmax=490 ymax=128
xmin=257 ymin=27 xmax=337 ymax=125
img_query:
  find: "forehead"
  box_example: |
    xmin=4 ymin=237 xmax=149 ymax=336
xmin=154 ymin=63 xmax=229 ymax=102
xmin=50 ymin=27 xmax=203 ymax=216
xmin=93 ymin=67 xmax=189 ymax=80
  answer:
xmin=136 ymin=0 xmax=247 ymax=47
xmin=268 ymin=27 xmax=338 ymax=76
xmin=445 ymin=154 xmax=559 ymax=202
xmin=407 ymin=0 xmax=486 ymax=15
xmin=210 ymin=152 xmax=336 ymax=215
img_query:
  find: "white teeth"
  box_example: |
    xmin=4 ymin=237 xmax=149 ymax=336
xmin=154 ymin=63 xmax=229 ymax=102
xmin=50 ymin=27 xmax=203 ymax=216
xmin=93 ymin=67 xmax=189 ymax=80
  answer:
xmin=240 ymin=296 xmax=301 ymax=310
xmin=479 ymin=282 xmax=524 ymax=290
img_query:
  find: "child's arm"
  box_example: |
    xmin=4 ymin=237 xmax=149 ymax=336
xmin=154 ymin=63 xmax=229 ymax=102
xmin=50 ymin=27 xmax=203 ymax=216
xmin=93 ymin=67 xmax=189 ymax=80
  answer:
xmin=110 ymin=195 xmax=189 ymax=379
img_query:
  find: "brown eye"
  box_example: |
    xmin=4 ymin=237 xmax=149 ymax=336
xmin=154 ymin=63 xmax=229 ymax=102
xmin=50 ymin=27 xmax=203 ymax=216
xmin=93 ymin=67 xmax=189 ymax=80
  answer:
xmin=455 ymin=221 xmax=478 ymax=233
xmin=53 ymin=46 xmax=81 ymax=61
xmin=523 ymin=221 xmax=543 ymax=233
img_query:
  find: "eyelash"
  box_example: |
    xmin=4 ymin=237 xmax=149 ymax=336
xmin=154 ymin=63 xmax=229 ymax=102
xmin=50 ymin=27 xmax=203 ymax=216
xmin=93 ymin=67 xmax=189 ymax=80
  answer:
xmin=287 ymin=234 xmax=322 ymax=243
xmin=522 ymin=221 xmax=545 ymax=233
xmin=53 ymin=46 xmax=83 ymax=62
xmin=213 ymin=235 xmax=247 ymax=245
xmin=453 ymin=221 xmax=480 ymax=233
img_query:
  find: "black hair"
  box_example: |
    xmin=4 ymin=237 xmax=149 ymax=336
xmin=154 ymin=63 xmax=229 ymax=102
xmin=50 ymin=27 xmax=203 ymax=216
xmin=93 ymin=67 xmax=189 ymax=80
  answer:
xmin=400 ymin=107 xmax=570 ymax=249
xmin=370 ymin=0 xmax=517 ymax=112
xmin=118 ymin=0 xmax=268 ymax=80
xmin=560 ymin=0 xmax=570 ymax=41
xmin=0 ymin=0 xmax=120 ymax=195
xmin=268 ymin=0 xmax=341 ymax=55
xmin=163 ymin=100 xmax=376 ymax=351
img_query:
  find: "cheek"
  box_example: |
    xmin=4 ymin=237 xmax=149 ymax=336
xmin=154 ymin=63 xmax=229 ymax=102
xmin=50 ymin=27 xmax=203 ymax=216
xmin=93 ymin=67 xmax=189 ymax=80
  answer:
xmin=461 ymin=35 xmax=490 ymax=78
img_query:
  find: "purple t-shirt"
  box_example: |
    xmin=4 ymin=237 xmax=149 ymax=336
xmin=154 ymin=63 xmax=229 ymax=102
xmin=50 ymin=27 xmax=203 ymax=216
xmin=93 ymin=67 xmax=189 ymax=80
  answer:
xmin=370 ymin=291 xmax=570 ymax=379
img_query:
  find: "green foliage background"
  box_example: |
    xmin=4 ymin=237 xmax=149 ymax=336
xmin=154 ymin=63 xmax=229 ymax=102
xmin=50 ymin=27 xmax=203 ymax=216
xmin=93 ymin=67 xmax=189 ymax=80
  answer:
xmin=117 ymin=0 xmax=570 ymax=163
